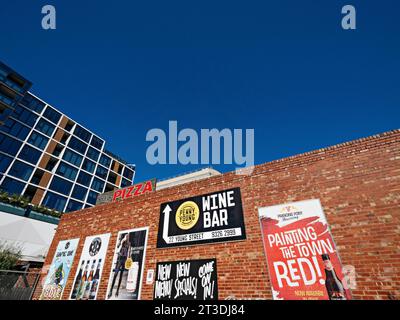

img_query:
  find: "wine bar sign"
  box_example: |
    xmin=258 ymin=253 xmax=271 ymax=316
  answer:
xmin=258 ymin=199 xmax=352 ymax=300
xmin=154 ymin=259 xmax=218 ymax=300
xmin=157 ymin=187 xmax=246 ymax=248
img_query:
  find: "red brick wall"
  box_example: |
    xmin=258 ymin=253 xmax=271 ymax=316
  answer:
xmin=33 ymin=130 xmax=400 ymax=300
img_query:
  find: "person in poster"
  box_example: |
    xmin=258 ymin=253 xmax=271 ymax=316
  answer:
xmin=69 ymin=233 xmax=110 ymax=300
xmin=258 ymin=199 xmax=352 ymax=300
xmin=106 ymin=227 xmax=148 ymax=300
xmin=40 ymin=238 xmax=79 ymax=300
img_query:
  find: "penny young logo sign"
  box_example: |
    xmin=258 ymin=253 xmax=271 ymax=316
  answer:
xmin=154 ymin=259 xmax=218 ymax=300
xmin=157 ymin=187 xmax=246 ymax=248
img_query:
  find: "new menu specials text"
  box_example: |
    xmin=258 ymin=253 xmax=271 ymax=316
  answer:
xmin=258 ymin=199 xmax=352 ymax=300
xmin=157 ymin=187 xmax=246 ymax=248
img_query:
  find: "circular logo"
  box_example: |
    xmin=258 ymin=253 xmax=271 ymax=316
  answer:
xmin=89 ymin=237 xmax=102 ymax=256
xmin=175 ymin=201 xmax=200 ymax=230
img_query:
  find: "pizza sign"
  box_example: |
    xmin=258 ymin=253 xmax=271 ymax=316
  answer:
xmin=157 ymin=187 xmax=246 ymax=248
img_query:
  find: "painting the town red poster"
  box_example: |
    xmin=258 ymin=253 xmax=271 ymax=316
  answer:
xmin=258 ymin=199 xmax=352 ymax=300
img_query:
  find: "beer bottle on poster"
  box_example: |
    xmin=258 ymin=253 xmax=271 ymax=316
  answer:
xmin=71 ymin=260 xmax=85 ymax=299
xmin=89 ymin=259 xmax=102 ymax=300
xmin=76 ymin=260 xmax=89 ymax=300
xmin=321 ymin=254 xmax=347 ymax=300
xmin=83 ymin=260 xmax=96 ymax=300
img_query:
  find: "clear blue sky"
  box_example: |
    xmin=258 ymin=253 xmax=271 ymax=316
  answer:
xmin=1 ymin=0 xmax=399 ymax=182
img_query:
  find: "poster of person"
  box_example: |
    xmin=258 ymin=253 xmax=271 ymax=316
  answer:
xmin=40 ymin=238 xmax=79 ymax=300
xmin=258 ymin=199 xmax=352 ymax=300
xmin=106 ymin=227 xmax=149 ymax=300
xmin=69 ymin=233 xmax=111 ymax=300
xmin=154 ymin=259 xmax=218 ymax=300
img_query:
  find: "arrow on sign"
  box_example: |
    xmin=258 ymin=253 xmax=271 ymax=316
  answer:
xmin=162 ymin=204 xmax=172 ymax=243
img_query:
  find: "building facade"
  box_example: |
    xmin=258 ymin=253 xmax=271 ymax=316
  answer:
xmin=33 ymin=130 xmax=400 ymax=300
xmin=0 ymin=61 xmax=135 ymax=213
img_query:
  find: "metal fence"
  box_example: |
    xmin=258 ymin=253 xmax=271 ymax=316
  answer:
xmin=0 ymin=270 xmax=40 ymax=300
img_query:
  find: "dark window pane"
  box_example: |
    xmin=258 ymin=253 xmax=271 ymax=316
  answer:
xmin=2 ymin=118 xmax=30 ymax=140
xmin=123 ymin=167 xmax=134 ymax=181
xmin=0 ymin=154 xmax=12 ymax=173
xmin=0 ymin=133 xmax=22 ymax=156
xmin=42 ymin=192 xmax=67 ymax=212
xmin=68 ymin=136 xmax=87 ymax=154
xmin=77 ymin=171 xmax=92 ymax=187
xmin=28 ymin=131 xmax=48 ymax=150
xmin=18 ymin=145 xmax=41 ymax=165
xmin=74 ymin=125 xmax=91 ymax=142
xmin=35 ymin=118 xmax=55 ymax=136
xmin=20 ymin=93 xmax=45 ymax=113
xmin=95 ymin=165 xmax=108 ymax=179
xmin=91 ymin=178 xmax=104 ymax=192
xmin=87 ymin=191 xmax=99 ymax=205
xmin=42 ymin=106 xmax=61 ymax=124
xmin=71 ymin=185 xmax=87 ymax=201
xmin=120 ymin=178 xmax=131 ymax=188
xmin=86 ymin=147 xmax=100 ymax=162
xmin=8 ymin=160 xmax=34 ymax=181
xmin=90 ymin=136 xmax=104 ymax=150
xmin=62 ymin=149 xmax=83 ymax=167
xmin=49 ymin=176 xmax=73 ymax=195
xmin=56 ymin=162 xmax=78 ymax=180
xmin=82 ymin=159 xmax=95 ymax=173
xmin=13 ymin=105 xmax=38 ymax=126
xmin=99 ymin=154 xmax=111 ymax=168
xmin=0 ymin=177 xmax=25 ymax=195
xmin=65 ymin=200 xmax=83 ymax=212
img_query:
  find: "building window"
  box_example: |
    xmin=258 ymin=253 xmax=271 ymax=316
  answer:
xmin=76 ymin=171 xmax=92 ymax=187
xmin=13 ymin=105 xmax=38 ymax=127
xmin=120 ymin=178 xmax=131 ymax=188
xmin=42 ymin=192 xmax=67 ymax=212
xmin=73 ymin=125 xmax=92 ymax=142
xmin=87 ymin=191 xmax=99 ymax=205
xmin=27 ymin=131 xmax=48 ymax=150
xmin=8 ymin=160 xmax=34 ymax=181
xmin=0 ymin=133 xmax=23 ymax=156
xmin=123 ymin=167 xmax=134 ymax=181
xmin=65 ymin=200 xmax=83 ymax=212
xmin=0 ymin=154 xmax=13 ymax=174
xmin=68 ymin=136 xmax=87 ymax=154
xmin=56 ymin=162 xmax=78 ymax=180
xmin=86 ymin=147 xmax=100 ymax=162
xmin=91 ymin=178 xmax=104 ymax=193
xmin=99 ymin=154 xmax=111 ymax=168
xmin=90 ymin=135 xmax=104 ymax=150
xmin=42 ymin=106 xmax=61 ymax=124
xmin=35 ymin=118 xmax=55 ymax=137
xmin=82 ymin=159 xmax=96 ymax=173
xmin=62 ymin=149 xmax=83 ymax=167
xmin=20 ymin=93 xmax=45 ymax=113
xmin=2 ymin=118 xmax=30 ymax=140
xmin=0 ymin=177 xmax=25 ymax=195
xmin=18 ymin=145 xmax=42 ymax=165
xmin=71 ymin=185 xmax=88 ymax=201
xmin=95 ymin=165 xmax=108 ymax=179
xmin=49 ymin=176 xmax=73 ymax=195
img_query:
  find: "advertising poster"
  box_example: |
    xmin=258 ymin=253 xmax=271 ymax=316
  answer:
xmin=258 ymin=199 xmax=352 ymax=300
xmin=106 ymin=227 xmax=149 ymax=300
xmin=40 ymin=238 xmax=79 ymax=300
xmin=69 ymin=233 xmax=111 ymax=300
xmin=157 ymin=187 xmax=246 ymax=248
xmin=154 ymin=258 xmax=218 ymax=300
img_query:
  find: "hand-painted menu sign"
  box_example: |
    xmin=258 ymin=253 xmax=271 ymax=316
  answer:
xmin=157 ymin=187 xmax=246 ymax=248
xmin=96 ymin=179 xmax=156 ymax=205
xmin=154 ymin=259 xmax=218 ymax=300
